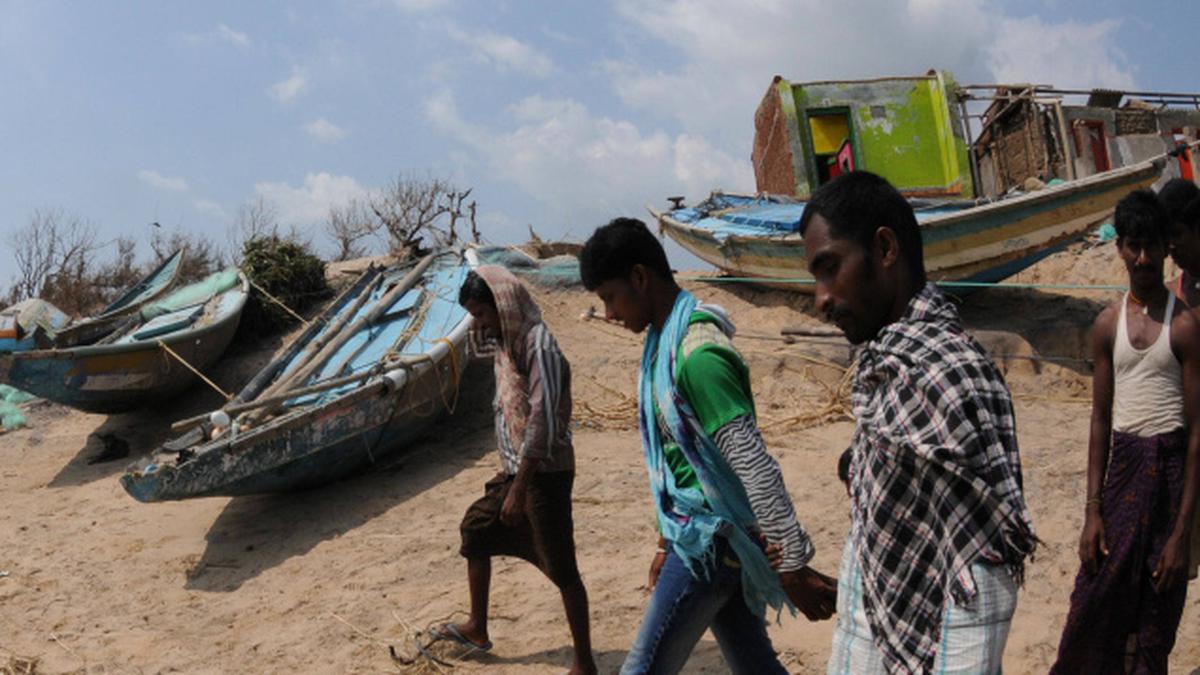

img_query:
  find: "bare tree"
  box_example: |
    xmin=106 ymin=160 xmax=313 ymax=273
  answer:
xmin=150 ymin=229 xmax=220 ymax=283
xmin=6 ymin=208 xmax=99 ymax=312
xmin=93 ymin=236 xmax=143 ymax=299
xmin=468 ymin=199 xmax=480 ymax=243
xmin=443 ymin=188 xmax=474 ymax=243
xmin=325 ymin=198 xmax=379 ymax=261
xmin=370 ymin=173 xmax=458 ymax=258
xmin=228 ymin=196 xmax=280 ymax=263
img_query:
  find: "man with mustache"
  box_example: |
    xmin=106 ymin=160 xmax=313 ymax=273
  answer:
xmin=801 ymin=171 xmax=1038 ymax=674
xmin=1050 ymin=189 xmax=1200 ymax=673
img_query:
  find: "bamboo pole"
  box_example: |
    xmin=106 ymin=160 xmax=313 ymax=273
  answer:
xmin=252 ymin=270 xmax=384 ymax=405
xmin=231 ymin=266 xmax=379 ymax=406
xmin=248 ymin=253 xmax=437 ymax=421
xmin=170 ymin=353 xmax=435 ymax=434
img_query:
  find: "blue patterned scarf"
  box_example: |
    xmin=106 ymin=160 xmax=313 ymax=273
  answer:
xmin=638 ymin=289 xmax=790 ymax=617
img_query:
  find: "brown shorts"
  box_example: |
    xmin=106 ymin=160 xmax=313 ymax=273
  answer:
xmin=459 ymin=471 xmax=579 ymax=587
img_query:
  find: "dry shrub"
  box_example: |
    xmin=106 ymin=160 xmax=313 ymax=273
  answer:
xmin=325 ymin=198 xmax=379 ymax=262
xmin=6 ymin=208 xmax=99 ymax=314
xmin=239 ymin=234 xmax=329 ymax=336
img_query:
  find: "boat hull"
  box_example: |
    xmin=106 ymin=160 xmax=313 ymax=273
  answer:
xmin=122 ymin=249 xmax=477 ymax=502
xmin=656 ymin=160 xmax=1161 ymax=291
xmin=0 ymin=276 xmax=248 ymax=413
xmin=121 ymin=338 xmax=468 ymax=501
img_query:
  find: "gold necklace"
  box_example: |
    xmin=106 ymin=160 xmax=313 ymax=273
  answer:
xmin=1128 ymin=291 xmax=1150 ymax=316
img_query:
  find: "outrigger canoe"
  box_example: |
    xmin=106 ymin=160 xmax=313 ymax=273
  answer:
xmin=650 ymin=157 xmax=1166 ymax=291
xmin=0 ymin=267 xmax=248 ymax=413
xmin=121 ymin=248 xmax=476 ymax=502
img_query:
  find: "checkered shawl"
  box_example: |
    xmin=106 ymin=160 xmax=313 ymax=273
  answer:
xmin=848 ymin=283 xmax=1037 ymax=674
xmin=475 ymin=265 xmax=542 ymax=464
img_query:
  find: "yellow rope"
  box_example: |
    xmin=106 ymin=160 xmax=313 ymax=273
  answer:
xmin=156 ymin=339 xmax=234 ymax=401
xmin=247 ymin=277 xmax=313 ymax=329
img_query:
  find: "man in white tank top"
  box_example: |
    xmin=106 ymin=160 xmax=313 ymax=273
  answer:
xmin=1051 ymin=189 xmax=1200 ymax=674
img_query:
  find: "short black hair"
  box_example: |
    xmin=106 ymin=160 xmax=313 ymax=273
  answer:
xmin=837 ymin=447 xmax=852 ymax=485
xmin=579 ymin=217 xmax=672 ymax=291
xmin=1158 ymin=178 xmax=1200 ymax=229
xmin=458 ymin=270 xmax=495 ymax=308
xmin=1114 ymin=188 xmax=1170 ymax=245
xmin=798 ymin=171 xmax=926 ymax=286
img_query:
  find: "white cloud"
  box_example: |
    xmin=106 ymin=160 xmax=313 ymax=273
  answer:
xmin=987 ymin=17 xmax=1135 ymax=89
xmin=446 ymin=25 xmax=555 ymax=78
xmin=269 ymin=67 xmax=309 ymax=103
xmin=216 ymin=24 xmax=250 ymax=47
xmin=389 ymin=0 xmax=453 ymax=12
xmin=607 ymin=0 xmax=1135 ymax=144
xmin=138 ymin=169 xmax=189 ymax=192
xmin=193 ymin=198 xmax=228 ymax=219
xmin=304 ymin=118 xmax=347 ymax=143
xmin=424 ymin=91 xmax=752 ymax=222
xmin=184 ymin=23 xmax=250 ymax=48
xmin=254 ymin=172 xmax=371 ymax=225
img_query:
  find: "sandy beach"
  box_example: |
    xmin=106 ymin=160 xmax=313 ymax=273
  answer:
xmin=2 ymin=243 xmax=1199 ymax=674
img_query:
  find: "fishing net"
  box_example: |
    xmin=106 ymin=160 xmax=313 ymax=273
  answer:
xmin=0 ymin=384 xmax=35 ymax=431
xmin=474 ymin=246 xmax=582 ymax=288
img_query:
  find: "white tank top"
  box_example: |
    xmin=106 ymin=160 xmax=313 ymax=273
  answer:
xmin=1112 ymin=292 xmax=1185 ymax=436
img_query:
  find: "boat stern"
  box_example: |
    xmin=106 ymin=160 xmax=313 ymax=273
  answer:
xmin=119 ymin=465 xmax=162 ymax=503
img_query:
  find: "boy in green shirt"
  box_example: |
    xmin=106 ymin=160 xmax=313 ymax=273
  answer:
xmin=580 ymin=217 xmax=836 ymax=674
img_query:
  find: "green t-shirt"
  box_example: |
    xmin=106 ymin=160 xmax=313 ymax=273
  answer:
xmin=654 ymin=311 xmax=755 ymax=492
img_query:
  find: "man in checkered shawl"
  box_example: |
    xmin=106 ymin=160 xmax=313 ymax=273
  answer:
xmin=801 ymin=172 xmax=1037 ymax=674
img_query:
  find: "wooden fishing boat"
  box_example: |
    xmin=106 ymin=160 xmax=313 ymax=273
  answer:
xmin=121 ymin=248 xmax=476 ymax=502
xmin=54 ymin=249 xmax=187 ymax=347
xmin=651 ymin=157 xmax=1165 ymax=291
xmin=0 ymin=267 xmax=248 ymax=413
xmin=0 ymin=249 xmax=184 ymax=353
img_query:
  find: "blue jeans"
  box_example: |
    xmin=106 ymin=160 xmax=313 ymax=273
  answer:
xmin=620 ymin=539 xmax=788 ymax=675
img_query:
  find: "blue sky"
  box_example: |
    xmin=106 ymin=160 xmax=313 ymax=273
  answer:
xmin=2 ymin=0 xmax=1197 ymax=278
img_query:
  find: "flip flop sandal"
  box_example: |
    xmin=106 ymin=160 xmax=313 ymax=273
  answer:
xmin=429 ymin=623 xmax=493 ymax=653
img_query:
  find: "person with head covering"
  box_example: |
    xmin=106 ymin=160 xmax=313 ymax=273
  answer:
xmin=437 ymin=265 xmax=596 ymax=675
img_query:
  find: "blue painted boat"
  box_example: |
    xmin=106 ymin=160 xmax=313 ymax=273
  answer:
xmin=55 ymin=249 xmax=188 ymax=348
xmin=120 ymin=248 xmax=477 ymax=502
xmin=650 ymin=157 xmax=1166 ymax=291
xmin=0 ymin=249 xmax=185 ymax=353
xmin=0 ymin=267 xmax=248 ymax=413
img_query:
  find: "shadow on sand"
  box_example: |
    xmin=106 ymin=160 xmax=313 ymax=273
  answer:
xmin=46 ymin=338 xmax=285 ymax=488
xmin=693 ymin=278 xmax=1106 ymax=378
xmin=464 ymin=640 xmax=726 ymax=672
xmin=183 ymin=360 xmax=496 ymax=593
xmin=953 ymin=287 xmax=1107 ymax=377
